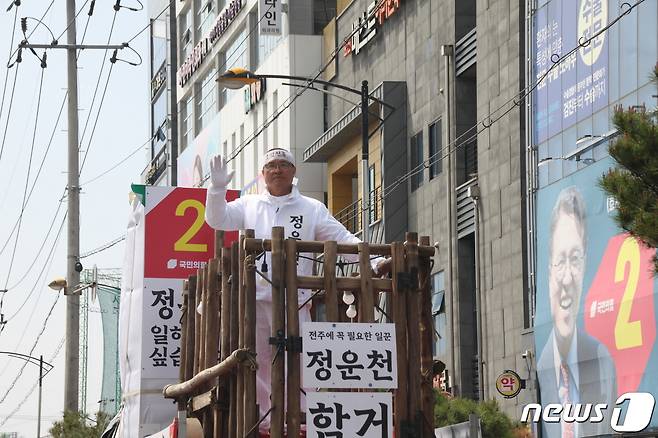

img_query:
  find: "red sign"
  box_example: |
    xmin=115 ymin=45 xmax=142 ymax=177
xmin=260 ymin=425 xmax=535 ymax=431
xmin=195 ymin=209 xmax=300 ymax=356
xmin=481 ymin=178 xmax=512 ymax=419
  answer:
xmin=144 ymin=187 xmax=239 ymax=279
xmin=584 ymin=234 xmax=656 ymax=395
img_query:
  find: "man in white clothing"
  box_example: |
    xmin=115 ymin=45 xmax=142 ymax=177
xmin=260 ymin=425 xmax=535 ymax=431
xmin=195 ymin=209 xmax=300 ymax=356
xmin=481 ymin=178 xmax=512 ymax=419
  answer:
xmin=204 ymin=148 xmax=388 ymax=434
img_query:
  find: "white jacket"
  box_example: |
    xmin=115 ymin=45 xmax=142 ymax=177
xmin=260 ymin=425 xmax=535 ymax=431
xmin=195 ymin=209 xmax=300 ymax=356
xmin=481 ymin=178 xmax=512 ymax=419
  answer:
xmin=205 ymin=184 xmax=374 ymax=302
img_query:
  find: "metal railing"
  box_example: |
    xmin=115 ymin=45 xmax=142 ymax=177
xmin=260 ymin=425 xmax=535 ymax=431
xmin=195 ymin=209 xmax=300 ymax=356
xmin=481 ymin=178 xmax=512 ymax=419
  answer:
xmin=333 ymin=186 xmax=383 ymax=235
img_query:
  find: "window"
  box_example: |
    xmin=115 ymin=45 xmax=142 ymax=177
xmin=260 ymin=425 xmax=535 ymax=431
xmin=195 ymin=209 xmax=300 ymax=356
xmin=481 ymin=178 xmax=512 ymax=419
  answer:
xmin=195 ymin=0 xmax=216 ymax=39
xmin=429 ymin=120 xmax=442 ymax=179
xmin=197 ymin=68 xmax=217 ymax=132
xmin=432 ymin=271 xmax=447 ymax=357
xmin=224 ymin=28 xmax=249 ymax=102
xmin=180 ymin=8 xmax=193 ymax=61
xmin=239 ymin=124 xmax=245 ymax=187
xmin=181 ymin=95 xmax=194 ymax=151
xmin=410 ymin=131 xmax=424 ymax=191
xmin=150 ymin=19 xmax=167 ymax=76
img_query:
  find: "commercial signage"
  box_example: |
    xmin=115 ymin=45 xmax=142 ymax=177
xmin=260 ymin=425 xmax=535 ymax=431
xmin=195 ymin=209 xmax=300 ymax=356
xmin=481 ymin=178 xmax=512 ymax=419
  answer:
xmin=177 ymin=112 xmax=219 ymax=188
xmin=144 ymin=186 xmax=238 ymax=279
xmin=244 ymin=77 xmax=266 ymax=113
xmin=177 ymin=0 xmax=244 ymax=87
xmin=302 ymin=322 xmax=397 ymax=389
xmin=533 ymin=0 xmax=608 ymax=143
xmin=534 ymin=158 xmax=658 ymax=437
xmin=151 ymin=64 xmax=167 ymax=100
xmin=344 ymin=0 xmax=401 ymax=57
xmin=307 ymin=392 xmax=393 ymax=438
xmin=495 ymin=370 xmax=523 ymax=398
xmin=259 ymin=0 xmax=281 ymax=35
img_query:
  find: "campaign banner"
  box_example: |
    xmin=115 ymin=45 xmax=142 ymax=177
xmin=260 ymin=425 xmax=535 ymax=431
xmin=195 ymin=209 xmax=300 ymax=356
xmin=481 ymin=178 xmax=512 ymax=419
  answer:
xmin=302 ymin=322 xmax=397 ymax=389
xmin=534 ymin=157 xmax=658 ymax=437
xmin=533 ymin=0 xmax=609 ymax=143
xmin=144 ymin=186 xmax=238 ymax=279
xmin=306 ymin=392 xmax=393 ymax=438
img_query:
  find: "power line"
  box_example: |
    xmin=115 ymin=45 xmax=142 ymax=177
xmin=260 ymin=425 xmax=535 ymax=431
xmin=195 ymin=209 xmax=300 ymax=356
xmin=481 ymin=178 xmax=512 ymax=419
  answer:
xmin=54 ymin=0 xmax=92 ymax=42
xmin=3 ymin=65 xmax=46 ymax=291
xmin=125 ymin=2 xmax=168 ymax=44
xmin=0 ymin=61 xmax=20 ymax=165
xmin=0 ymin=335 xmax=65 ymax=428
xmin=0 ymin=3 xmax=19 ymax=130
xmin=80 ymin=235 xmax=126 ymax=259
xmin=0 ymin=293 xmax=61 ymax=406
xmin=81 ymin=137 xmax=151 ymax=185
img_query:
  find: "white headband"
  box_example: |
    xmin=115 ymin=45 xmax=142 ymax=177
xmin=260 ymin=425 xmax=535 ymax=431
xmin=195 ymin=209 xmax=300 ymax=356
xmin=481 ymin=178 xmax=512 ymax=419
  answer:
xmin=262 ymin=148 xmax=295 ymax=168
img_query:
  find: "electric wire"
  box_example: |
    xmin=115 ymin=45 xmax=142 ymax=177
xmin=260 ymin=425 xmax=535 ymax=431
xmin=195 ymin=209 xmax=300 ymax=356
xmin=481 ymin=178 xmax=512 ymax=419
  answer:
xmin=125 ymin=2 xmax=168 ymax=44
xmin=0 ymin=335 xmax=65 ymax=427
xmin=54 ymin=0 xmax=91 ymax=42
xmin=80 ymin=136 xmax=152 ymax=186
xmin=2 ymin=66 xmax=45 ymax=293
xmin=4 ymin=0 xmax=56 ymax=67
xmin=0 ymin=62 xmax=20 ymax=165
xmin=0 ymin=292 xmax=61 ymax=405
xmin=0 ymin=4 xmax=18 ymax=132
xmin=80 ymin=235 xmax=126 ymax=259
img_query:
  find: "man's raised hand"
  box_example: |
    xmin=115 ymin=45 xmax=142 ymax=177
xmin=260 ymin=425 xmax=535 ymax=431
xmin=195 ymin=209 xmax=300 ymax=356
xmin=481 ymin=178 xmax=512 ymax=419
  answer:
xmin=209 ymin=155 xmax=235 ymax=189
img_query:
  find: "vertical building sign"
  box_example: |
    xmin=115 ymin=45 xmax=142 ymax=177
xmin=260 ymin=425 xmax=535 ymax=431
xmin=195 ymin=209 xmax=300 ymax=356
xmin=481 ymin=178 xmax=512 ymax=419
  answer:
xmin=259 ymin=0 xmax=282 ymax=35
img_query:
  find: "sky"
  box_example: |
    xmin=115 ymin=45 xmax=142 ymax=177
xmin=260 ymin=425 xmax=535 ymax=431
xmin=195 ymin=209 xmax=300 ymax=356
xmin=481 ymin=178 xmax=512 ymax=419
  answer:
xmin=0 ymin=1 xmax=150 ymax=436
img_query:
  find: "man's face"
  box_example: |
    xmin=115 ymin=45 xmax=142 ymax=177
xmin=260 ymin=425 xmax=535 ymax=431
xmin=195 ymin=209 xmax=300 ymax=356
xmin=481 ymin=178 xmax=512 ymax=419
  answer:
xmin=262 ymin=159 xmax=295 ymax=196
xmin=548 ymin=212 xmax=585 ymax=353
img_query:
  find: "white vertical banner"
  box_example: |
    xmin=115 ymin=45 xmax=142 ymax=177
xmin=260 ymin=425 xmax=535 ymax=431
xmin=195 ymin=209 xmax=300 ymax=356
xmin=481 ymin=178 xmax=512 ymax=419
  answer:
xmin=142 ymin=278 xmax=183 ymax=378
xmin=259 ymin=0 xmax=282 ymax=35
xmin=306 ymin=392 xmax=393 ymax=437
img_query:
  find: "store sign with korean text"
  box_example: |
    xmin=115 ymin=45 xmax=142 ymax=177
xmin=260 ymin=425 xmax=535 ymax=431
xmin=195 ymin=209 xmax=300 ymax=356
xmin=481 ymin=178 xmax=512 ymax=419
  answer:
xmin=259 ymin=0 xmax=281 ymax=35
xmin=344 ymin=0 xmax=401 ymax=57
xmin=302 ymin=322 xmax=397 ymax=388
xmin=151 ymin=64 xmax=167 ymax=100
xmin=244 ymin=77 xmax=266 ymax=114
xmin=307 ymin=392 xmax=393 ymax=438
xmin=178 ymin=0 xmax=244 ymax=87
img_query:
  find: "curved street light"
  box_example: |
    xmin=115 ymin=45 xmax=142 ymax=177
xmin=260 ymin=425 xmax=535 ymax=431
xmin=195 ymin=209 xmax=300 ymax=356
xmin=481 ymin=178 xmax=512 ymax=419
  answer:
xmin=217 ymin=67 xmax=394 ymax=243
xmin=0 ymin=351 xmax=54 ymax=438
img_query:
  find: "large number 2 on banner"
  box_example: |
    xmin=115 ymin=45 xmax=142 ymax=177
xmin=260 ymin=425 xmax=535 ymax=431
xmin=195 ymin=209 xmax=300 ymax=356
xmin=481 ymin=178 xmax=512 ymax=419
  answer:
xmin=174 ymin=199 xmax=208 ymax=252
xmin=614 ymin=237 xmax=643 ymax=350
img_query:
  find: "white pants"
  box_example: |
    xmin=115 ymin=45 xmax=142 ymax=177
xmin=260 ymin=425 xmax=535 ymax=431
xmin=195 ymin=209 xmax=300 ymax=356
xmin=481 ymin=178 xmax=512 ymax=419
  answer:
xmin=255 ymin=300 xmax=312 ymax=433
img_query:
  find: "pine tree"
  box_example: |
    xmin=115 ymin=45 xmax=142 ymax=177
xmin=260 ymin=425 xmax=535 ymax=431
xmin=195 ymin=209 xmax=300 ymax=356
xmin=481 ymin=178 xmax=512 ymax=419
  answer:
xmin=599 ymin=65 xmax=658 ymax=273
xmin=49 ymin=410 xmax=110 ymax=438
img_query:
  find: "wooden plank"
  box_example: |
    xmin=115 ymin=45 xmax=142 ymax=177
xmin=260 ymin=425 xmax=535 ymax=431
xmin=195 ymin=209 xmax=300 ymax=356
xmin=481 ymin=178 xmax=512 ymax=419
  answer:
xmin=244 ymin=238 xmax=436 ymax=257
xmin=186 ymin=276 xmax=196 ymax=382
xmin=405 ymin=232 xmax=421 ymax=424
xmin=206 ymin=259 xmax=220 ymax=382
xmin=199 ymin=267 xmax=208 ymax=375
xmin=358 ymin=242 xmax=375 ymax=323
xmin=191 ymin=390 xmax=213 ymax=412
xmin=391 ymin=242 xmax=408 ymax=437
xmin=233 ymin=238 xmax=244 ymax=438
xmin=297 ymin=275 xmax=392 ymax=292
xmin=220 ymin=247 xmax=232 ymax=438
xmin=243 ymin=229 xmax=257 ymax=438
xmin=194 ymin=271 xmax=202 ymax=376
xmin=323 ymin=241 xmax=339 ymax=322
xmin=285 ymin=239 xmax=301 ymax=438
xmin=214 ymin=230 xmax=224 ymax=259
xmin=419 ymin=235 xmax=435 ymax=436
xmin=270 ymin=227 xmax=285 ymax=438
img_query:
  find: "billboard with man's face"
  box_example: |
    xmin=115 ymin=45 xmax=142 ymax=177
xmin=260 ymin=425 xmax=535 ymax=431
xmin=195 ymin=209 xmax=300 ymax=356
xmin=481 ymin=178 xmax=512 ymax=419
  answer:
xmin=535 ymin=157 xmax=658 ymax=437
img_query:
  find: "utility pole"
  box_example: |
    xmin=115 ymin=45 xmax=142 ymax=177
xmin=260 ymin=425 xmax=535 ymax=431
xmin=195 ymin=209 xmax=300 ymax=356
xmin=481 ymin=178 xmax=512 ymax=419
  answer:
xmin=65 ymin=0 xmax=81 ymax=413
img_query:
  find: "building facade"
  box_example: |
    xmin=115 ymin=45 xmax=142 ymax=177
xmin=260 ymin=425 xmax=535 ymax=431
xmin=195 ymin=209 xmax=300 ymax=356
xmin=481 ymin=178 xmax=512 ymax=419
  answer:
xmin=304 ymin=0 xmax=535 ymax=420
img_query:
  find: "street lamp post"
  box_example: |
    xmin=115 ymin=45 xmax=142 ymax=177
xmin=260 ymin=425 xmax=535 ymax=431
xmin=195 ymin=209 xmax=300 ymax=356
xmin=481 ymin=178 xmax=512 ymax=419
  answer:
xmin=0 ymin=351 xmax=54 ymax=438
xmin=217 ymin=68 xmax=393 ymax=242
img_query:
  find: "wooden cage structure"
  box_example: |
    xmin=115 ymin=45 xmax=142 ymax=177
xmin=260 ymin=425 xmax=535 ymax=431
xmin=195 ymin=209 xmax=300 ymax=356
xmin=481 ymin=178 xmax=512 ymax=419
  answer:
xmin=163 ymin=227 xmax=436 ymax=438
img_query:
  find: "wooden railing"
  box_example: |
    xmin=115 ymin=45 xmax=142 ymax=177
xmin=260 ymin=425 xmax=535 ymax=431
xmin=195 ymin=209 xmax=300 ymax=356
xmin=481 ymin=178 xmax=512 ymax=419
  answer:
xmin=163 ymin=229 xmax=436 ymax=438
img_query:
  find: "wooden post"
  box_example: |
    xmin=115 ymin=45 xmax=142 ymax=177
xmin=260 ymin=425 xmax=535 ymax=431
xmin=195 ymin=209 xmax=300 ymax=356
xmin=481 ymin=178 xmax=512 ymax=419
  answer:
xmin=405 ymin=232 xmax=421 ymax=431
xmin=180 ymin=280 xmax=189 ymax=384
xmin=232 ymin=239 xmax=244 ymax=438
xmin=220 ymin=247 xmax=232 ymax=438
xmin=323 ymin=241 xmax=338 ymax=322
xmin=358 ymin=242 xmax=375 ymax=323
xmin=206 ymin=259 xmax=220 ymax=435
xmin=186 ymin=276 xmax=197 ymax=382
xmin=391 ymin=241 xmax=408 ymax=437
xmin=285 ymin=239 xmax=301 ymax=438
xmin=419 ymin=235 xmax=435 ymax=436
xmin=270 ymin=227 xmax=286 ymax=438
xmin=214 ymin=230 xmax=224 ymax=259
xmin=194 ymin=270 xmax=203 ymax=376
xmin=243 ymin=229 xmax=257 ymax=438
